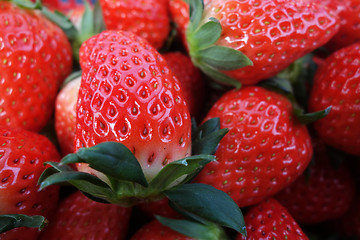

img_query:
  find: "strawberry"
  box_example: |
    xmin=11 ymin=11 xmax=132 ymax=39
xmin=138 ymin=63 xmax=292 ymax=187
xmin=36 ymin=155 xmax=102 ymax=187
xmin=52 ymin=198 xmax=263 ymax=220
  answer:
xmin=332 ymin=192 xmax=360 ymax=239
xmin=0 ymin=1 xmax=73 ymax=132
xmin=99 ymin=0 xmax=170 ymax=49
xmin=162 ymin=51 xmax=206 ymax=121
xmin=130 ymin=219 xmax=194 ymax=240
xmin=311 ymin=0 xmax=360 ymax=51
xmin=55 ymin=76 xmax=81 ymax=156
xmin=237 ymin=198 xmax=308 ymax=240
xmin=275 ymin=140 xmax=356 ymax=224
xmin=194 ymin=86 xmax=313 ymax=207
xmin=0 ymin=127 xmax=60 ymax=240
xmin=75 ymin=30 xmax=192 ymax=182
xmin=39 ymin=191 xmax=132 ymax=240
xmin=174 ymin=0 xmax=339 ymax=87
xmin=308 ymin=42 xmax=360 ymax=156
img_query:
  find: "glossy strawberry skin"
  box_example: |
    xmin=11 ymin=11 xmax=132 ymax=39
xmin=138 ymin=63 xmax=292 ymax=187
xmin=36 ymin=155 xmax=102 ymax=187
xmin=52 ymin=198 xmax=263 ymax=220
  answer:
xmin=55 ymin=77 xmax=81 ymax=156
xmin=0 ymin=127 xmax=60 ymax=240
xmin=76 ymin=30 xmax=192 ymax=181
xmin=99 ymin=0 xmax=170 ymax=49
xmin=308 ymin=42 xmax=360 ymax=156
xmin=237 ymin=198 xmax=308 ymax=240
xmin=39 ymin=191 xmax=132 ymax=240
xmin=312 ymin=0 xmax=360 ymax=51
xmin=0 ymin=2 xmax=73 ymax=132
xmin=162 ymin=52 xmax=206 ymax=121
xmin=275 ymin=140 xmax=356 ymax=224
xmin=130 ymin=219 xmax=194 ymax=240
xmin=205 ymin=0 xmax=339 ymax=84
xmin=194 ymin=86 xmax=313 ymax=208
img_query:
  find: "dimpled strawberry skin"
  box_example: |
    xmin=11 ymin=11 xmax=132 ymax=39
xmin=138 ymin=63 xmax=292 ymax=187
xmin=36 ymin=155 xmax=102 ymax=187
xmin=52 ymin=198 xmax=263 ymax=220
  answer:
xmin=195 ymin=86 xmax=313 ymax=207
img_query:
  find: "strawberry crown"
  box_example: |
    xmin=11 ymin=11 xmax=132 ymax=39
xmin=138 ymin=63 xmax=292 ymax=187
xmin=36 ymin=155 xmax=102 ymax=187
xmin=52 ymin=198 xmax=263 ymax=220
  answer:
xmin=34 ymin=118 xmax=247 ymax=238
xmin=186 ymin=0 xmax=253 ymax=88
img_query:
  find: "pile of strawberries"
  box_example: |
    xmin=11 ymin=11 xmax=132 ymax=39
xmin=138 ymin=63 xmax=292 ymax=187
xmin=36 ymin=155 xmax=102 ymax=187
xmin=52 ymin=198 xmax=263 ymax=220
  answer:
xmin=0 ymin=0 xmax=360 ymax=239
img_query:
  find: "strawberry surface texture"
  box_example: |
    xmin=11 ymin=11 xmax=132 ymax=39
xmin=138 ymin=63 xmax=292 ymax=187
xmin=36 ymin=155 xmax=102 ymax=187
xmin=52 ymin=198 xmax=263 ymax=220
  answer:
xmin=1 ymin=0 xmax=360 ymax=239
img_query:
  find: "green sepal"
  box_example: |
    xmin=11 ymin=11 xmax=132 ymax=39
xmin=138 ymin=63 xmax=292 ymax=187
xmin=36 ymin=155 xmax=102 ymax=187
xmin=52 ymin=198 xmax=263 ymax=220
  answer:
xmin=155 ymin=215 xmax=230 ymax=240
xmin=148 ymin=154 xmax=215 ymax=191
xmin=192 ymin=117 xmax=228 ymax=155
xmin=199 ymin=63 xmax=242 ymax=88
xmin=294 ymin=106 xmax=332 ymax=125
xmin=11 ymin=0 xmax=42 ymax=9
xmin=192 ymin=18 xmax=222 ymax=50
xmin=41 ymin=7 xmax=78 ymax=40
xmin=164 ymin=183 xmax=247 ymax=237
xmin=62 ymin=142 xmax=149 ymax=187
xmin=198 ymin=46 xmax=253 ymax=71
xmin=188 ymin=0 xmax=204 ymax=31
xmin=0 ymin=215 xmax=47 ymax=234
xmin=186 ymin=0 xmax=252 ymax=88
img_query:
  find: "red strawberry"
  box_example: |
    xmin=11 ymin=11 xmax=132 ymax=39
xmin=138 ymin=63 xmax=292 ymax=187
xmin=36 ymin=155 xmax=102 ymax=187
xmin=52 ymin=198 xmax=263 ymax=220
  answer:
xmin=55 ymin=76 xmax=81 ymax=156
xmin=130 ymin=219 xmax=194 ymax=240
xmin=237 ymin=198 xmax=308 ymax=240
xmin=311 ymin=0 xmax=360 ymax=51
xmin=39 ymin=191 xmax=132 ymax=240
xmin=0 ymin=127 xmax=60 ymax=240
xmin=76 ymin=30 xmax=192 ymax=182
xmin=175 ymin=0 xmax=339 ymax=86
xmin=0 ymin=1 xmax=73 ymax=132
xmin=194 ymin=86 xmax=313 ymax=207
xmin=332 ymin=193 xmax=360 ymax=238
xmin=275 ymin=140 xmax=356 ymax=224
xmin=308 ymin=42 xmax=360 ymax=156
xmin=162 ymin=52 xmax=206 ymax=121
xmin=99 ymin=0 xmax=170 ymax=49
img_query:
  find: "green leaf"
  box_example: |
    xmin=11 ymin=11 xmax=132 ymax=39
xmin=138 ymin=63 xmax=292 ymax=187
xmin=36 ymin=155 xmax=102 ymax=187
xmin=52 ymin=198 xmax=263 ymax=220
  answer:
xmin=192 ymin=118 xmax=229 ymax=155
xmin=199 ymin=63 xmax=242 ymax=88
xmin=39 ymin=171 xmax=110 ymax=190
xmin=63 ymin=142 xmax=149 ymax=187
xmin=155 ymin=215 xmax=229 ymax=240
xmin=0 ymin=215 xmax=46 ymax=234
xmin=188 ymin=0 xmax=204 ymax=31
xmin=294 ymin=106 xmax=332 ymax=125
xmin=260 ymin=77 xmax=294 ymax=95
xmin=93 ymin=0 xmax=106 ymax=35
xmin=12 ymin=0 xmax=42 ymax=9
xmin=198 ymin=45 xmax=253 ymax=71
xmin=41 ymin=7 xmax=78 ymax=40
xmin=149 ymin=155 xmax=215 ymax=191
xmin=192 ymin=18 xmax=222 ymax=50
xmin=164 ymin=183 xmax=247 ymax=236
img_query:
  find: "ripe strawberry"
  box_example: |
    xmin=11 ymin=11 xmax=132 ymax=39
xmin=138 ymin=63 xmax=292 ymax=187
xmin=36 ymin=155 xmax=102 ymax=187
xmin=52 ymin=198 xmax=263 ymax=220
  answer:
xmin=76 ymin=30 xmax=192 ymax=182
xmin=130 ymin=219 xmax=194 ymax=240
xmin=0 ymin=1 xmax=73 ymax=132
xmin=194 ymin=86 xmax=313 ymax=207
xmin=39 ymin=191 xmax=132 ymax=240
xmin=237 ymin=198 xmax=308 ymax=240
xmin=308 ymin=42 xmax=360 ymax=156
xmin=275 ymin=140 xmax=356 ymax=224
xmin=175 ymin=0 xmax=339 ymax=86
xmin=0 ymin=127 xmax=60 ymax=240
xmin=332 ymin=193 xmax=360 ymax=239
xmin=311 ymin=0 xmax=360 ymax=51
xmin=55 ymin=76 xmax=81 ymax=156
xmin=99 ymin=0 xmax=170 ymax=49
xmin=162 ymin=52 xmax=206 ymax=121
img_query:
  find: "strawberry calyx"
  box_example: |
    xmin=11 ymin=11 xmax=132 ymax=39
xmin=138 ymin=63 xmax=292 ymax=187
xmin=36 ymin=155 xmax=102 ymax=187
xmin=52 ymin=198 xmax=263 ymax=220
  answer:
xmin=38 ymin=118 xmax=228 ymax=206
xmin=0 ymin=214 xmax=47 ymax=234
xmin=155 ymin=215 xmax=230 ymax=240
xmin=186 ymin=0 xmax=253 ymax=88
